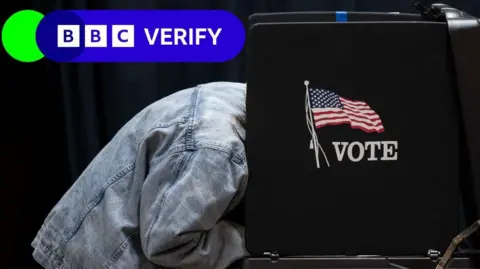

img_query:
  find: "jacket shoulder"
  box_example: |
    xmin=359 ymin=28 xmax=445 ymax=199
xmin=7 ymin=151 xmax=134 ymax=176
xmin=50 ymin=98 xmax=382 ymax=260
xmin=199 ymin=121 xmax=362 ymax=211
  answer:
xmin=192 ymin=82 xmax=247 ymax=152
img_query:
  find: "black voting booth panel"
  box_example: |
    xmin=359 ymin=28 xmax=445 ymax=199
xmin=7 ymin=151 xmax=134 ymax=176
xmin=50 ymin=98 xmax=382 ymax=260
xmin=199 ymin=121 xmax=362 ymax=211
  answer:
xmin=246 ymin=10 xmax=460 ymax=256
xmin=243 ymin=4 xmax=480 ymax=269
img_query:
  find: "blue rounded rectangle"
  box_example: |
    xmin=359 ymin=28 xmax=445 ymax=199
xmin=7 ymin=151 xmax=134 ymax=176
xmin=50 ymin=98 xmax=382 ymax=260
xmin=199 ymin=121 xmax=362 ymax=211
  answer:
xmin=36 ymin=10 xmax=246 ymax=62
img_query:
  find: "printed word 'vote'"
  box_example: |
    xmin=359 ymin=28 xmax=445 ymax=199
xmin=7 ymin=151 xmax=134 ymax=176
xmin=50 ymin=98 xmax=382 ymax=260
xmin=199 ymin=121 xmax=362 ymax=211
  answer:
xmin=57 ymin=25 xmax=222 ymax=48
xmin=332 ymin=141 xmax=398 ymax=162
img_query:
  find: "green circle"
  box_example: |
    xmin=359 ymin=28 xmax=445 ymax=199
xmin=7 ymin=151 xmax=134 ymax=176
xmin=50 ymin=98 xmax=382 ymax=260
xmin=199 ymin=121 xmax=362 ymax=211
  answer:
xmin=2 ymin=10 xmax=45 ymax=62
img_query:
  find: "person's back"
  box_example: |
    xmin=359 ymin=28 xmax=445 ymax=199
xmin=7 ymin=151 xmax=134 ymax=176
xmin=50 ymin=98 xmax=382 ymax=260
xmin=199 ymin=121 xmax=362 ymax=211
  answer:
xmin=32 ymin=82 xmax=249 ymax=269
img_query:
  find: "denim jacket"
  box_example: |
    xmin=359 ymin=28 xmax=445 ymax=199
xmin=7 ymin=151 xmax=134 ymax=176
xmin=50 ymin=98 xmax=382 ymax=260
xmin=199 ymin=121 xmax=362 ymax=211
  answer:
xmin=32 ymin=82 xmax=249 ymax=269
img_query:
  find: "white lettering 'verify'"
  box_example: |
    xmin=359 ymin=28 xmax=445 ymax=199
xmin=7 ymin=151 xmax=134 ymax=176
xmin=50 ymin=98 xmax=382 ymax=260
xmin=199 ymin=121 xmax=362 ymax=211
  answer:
xmin=144 ymin=28 xmax=222 ymax=45
xmin=208 ymin=28 xmax=222 ymax=45
xmin=332 ymin=141 xmax=398 ymax=162
xmin=144 ymin=28 xmax=159 ymax=45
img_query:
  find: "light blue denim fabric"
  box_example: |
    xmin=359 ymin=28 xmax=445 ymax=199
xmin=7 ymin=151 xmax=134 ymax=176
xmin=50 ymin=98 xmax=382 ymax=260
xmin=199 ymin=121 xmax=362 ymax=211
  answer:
xmin=32 ymin=82 xmax=249 ymax=269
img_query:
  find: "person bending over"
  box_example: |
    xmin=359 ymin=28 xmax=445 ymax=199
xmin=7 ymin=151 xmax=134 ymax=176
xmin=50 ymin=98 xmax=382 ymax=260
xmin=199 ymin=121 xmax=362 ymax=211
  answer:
xmin=32 ymin=82 xmax=248 ymax=269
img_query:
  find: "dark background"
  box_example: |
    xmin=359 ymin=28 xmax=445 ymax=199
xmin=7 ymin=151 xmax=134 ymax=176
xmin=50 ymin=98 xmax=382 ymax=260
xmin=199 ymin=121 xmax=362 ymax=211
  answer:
xmin=2 ymin=0 xmax=479 ymax=268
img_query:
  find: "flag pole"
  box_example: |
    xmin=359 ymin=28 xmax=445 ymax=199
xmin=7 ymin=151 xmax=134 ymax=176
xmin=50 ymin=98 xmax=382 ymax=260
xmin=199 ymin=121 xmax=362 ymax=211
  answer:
xmin=305 ymin=80 xmax=320 ymax=168
xmin=305 ymin=80 xmax=331 ymax=168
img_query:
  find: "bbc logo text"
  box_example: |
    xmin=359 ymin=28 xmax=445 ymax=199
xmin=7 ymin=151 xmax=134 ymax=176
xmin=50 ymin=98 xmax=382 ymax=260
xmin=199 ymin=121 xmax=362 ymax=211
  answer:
xmin=57 ymin=25 xmax=135 ymax=48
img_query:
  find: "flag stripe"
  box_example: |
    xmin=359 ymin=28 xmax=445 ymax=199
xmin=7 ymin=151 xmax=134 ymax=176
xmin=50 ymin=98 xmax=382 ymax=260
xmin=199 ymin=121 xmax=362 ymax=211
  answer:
xmin=342 ymin=104 xmax=375 ymax=113
xmin=343 ymin=107 xmax=378 ymax=117
xmin=351 ymin=125 xmax=384 ymax=133
xmin=314 ymin=117 xmax=383 ymax=127
xmin=314 ymin=115 xmax=383 ymax=126
xmin=313 ymin=113 xmax=382 ymax=127
xmin=341 ymin=102 xmax=373 ymax=111
xmin=315 ymin=119 xmax=384 ymax=132
xmin=340 ymin=97 xmax=367 ymax=106
xmin=313 ymin=111 xmax=381 ymax=124
xmin=312 ymin=109 xmax=380 ymax=120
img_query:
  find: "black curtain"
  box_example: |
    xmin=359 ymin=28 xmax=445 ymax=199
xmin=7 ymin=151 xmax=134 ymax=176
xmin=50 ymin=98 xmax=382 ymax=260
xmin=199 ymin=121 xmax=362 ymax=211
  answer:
xmin=3 ymin=1 xmax=480 ymax=268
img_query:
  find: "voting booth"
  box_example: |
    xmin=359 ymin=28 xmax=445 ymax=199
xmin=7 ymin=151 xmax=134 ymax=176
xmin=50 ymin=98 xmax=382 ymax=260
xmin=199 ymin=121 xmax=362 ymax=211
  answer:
xmin=241 ymin=3 xmax=480 ymax=268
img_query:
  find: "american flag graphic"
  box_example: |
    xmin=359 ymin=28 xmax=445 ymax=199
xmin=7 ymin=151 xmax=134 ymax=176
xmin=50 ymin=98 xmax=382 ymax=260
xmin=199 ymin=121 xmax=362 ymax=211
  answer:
xmin=307 ymin=88 xmax=384 ymax=133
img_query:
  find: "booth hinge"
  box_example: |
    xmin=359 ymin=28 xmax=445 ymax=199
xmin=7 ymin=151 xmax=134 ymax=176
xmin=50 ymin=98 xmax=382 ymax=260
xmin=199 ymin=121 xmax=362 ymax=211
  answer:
xmin=263 ymin=251 xmax=280 ymax=262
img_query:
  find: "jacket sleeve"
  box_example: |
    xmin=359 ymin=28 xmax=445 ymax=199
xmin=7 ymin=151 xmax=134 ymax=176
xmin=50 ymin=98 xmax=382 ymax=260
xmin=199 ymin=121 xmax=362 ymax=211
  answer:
xmin=139 ymin=147 xmax=249 ymax=269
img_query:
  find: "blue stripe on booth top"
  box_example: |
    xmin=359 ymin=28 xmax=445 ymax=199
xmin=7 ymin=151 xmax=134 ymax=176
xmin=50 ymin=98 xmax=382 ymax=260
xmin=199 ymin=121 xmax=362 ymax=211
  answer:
xmin=336 ymin=11 xmax=348 ymax=22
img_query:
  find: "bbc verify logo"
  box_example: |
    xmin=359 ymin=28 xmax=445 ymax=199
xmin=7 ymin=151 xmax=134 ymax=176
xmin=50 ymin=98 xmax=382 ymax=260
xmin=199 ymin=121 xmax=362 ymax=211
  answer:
xmin=34 ymin=10 xmax=245 ymax=62
xmin=57 ymin=25 xmax=135 ymax=47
